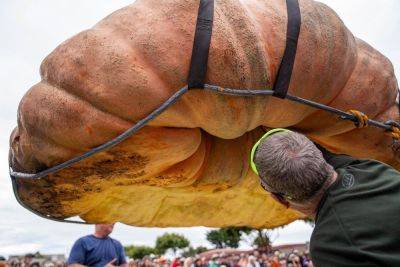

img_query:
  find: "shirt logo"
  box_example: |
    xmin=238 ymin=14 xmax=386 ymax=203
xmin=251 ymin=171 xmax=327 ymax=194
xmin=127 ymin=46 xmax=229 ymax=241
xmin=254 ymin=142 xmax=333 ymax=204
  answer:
xmin=342 ymin=173 xmax=355 ymax=189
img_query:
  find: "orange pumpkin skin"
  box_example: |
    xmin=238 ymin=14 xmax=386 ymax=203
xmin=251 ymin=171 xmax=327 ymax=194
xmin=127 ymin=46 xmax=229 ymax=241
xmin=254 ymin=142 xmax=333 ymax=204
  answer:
xmin=9 ymin=0 xmax=398 ymax=227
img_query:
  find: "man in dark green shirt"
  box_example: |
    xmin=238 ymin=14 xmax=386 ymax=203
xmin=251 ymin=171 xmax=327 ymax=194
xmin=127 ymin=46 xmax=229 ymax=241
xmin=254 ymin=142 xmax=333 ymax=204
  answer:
xmin=251 ymin=128 xmax=400 ymax=267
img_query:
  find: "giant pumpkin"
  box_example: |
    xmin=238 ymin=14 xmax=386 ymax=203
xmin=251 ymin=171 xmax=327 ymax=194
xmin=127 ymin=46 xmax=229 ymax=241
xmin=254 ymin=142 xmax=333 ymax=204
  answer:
xmin=9 ymin=0 xmax=399 ymax=227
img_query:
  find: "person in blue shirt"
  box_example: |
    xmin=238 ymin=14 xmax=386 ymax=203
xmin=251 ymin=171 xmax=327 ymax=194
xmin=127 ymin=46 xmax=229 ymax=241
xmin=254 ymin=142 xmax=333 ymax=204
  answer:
xmin=67 ymin=224 xmax=127 ymax=267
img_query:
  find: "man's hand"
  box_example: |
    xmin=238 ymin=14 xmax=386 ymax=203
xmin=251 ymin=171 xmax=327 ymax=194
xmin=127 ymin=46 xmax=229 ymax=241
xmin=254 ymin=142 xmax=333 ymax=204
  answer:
xmin=105 ymin=258 xmax=117 ymax=267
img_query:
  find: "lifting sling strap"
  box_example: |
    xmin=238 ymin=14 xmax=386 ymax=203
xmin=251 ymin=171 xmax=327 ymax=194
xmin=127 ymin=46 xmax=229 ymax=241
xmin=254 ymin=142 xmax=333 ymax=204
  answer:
xmin=187 ymin=0 xmax=301 ymax=99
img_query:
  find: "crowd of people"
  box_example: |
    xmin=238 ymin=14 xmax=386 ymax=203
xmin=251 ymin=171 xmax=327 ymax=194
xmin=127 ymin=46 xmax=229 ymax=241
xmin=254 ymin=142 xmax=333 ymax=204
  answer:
xmin=127 ymin=249 xmax=313 ymax=267
xmin=0 ymin=249 xmax=312 ymax=267
xmin=1 ymin=254 xmax=64 ymax=267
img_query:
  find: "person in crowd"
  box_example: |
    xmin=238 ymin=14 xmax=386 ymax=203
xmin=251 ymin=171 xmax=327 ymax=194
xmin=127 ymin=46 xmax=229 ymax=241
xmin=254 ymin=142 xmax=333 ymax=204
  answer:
xmin=208 ymin=254 xmax=219 ymax=267
xmin=251 ymin=252 xmax=263 ymax=267
xmin=252 ymin=129 xmax=400 ymax=266
xmin=171 ymin=257 xmax=182 ymax=267
xmin=183 ymin=257 xmax=193 ymax=267
xmin=299 ymin=251 xmax=311 ymax=267
xmin=141 ymin=256 xmax=153 ymax=267
xmin=270 ymin=251 xmax=280 ymax=267
xmin=247 ymin=256 xmax=260 ymax=267
xmin=0 ymin=256 xmax=6 ymax=267
xmin=259 ymin=253 xmax=268 ymax=267
xmin=278 ymin=254 xmax=287 ymax=267
xmin=155 ymin=256 xmax=169 ymax=267
xmin=193 ymin=257 xmax=204 ymax=267
xmin=67 ymin=223 xmax=127 ymax=267
xmin=23 ymin=254 xmax=34 ymax=267
xmin=128 ymin=259 xmax=138 ymax=267
xmin=237 ymin=253 xmax=248 ymax=267
xmin=219 ymin=253 xmax=231 ymax=267
xmin=201 ymin=257 xmax=208 ymax=267
xmin=286 ymin=254 xmax=301 ymax=267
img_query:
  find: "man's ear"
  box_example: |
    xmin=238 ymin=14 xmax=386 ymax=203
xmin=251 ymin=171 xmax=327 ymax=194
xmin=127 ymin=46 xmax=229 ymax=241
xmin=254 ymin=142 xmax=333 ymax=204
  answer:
xmin=270 ymin=192 xmax=290 ymax=208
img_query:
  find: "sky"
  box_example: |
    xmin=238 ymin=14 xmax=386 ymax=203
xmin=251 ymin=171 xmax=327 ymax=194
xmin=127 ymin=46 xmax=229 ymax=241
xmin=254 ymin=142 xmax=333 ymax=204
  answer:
xmin=0 ymin=0 xmax=399 ymax=258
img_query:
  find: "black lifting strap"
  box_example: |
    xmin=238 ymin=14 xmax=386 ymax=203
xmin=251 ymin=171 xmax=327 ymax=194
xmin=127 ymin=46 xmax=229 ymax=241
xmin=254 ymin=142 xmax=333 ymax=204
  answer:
xmin=273 ymin=0 xmax=301 ymax=99
xmin=187 ymin=0 xmax=214 ymax=89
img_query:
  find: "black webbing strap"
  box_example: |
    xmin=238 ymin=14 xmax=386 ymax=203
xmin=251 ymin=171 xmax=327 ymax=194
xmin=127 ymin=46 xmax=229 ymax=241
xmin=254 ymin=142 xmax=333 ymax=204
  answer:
xmin=273 ymin=0 xmax=301 ymax=98
xmin=187 ymin=0 xmax=214 ymax=89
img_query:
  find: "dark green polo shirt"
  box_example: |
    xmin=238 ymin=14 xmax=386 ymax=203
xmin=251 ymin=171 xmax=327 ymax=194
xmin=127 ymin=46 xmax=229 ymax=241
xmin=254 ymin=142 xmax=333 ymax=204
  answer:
xmin=310 ymin=151 xmax=400 ymax=267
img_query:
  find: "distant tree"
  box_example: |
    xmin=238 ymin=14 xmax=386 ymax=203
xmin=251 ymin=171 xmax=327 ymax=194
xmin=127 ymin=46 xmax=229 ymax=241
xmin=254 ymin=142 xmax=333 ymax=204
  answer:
xmin=155 ymin=233 xmax=190 ymax=255
xmin=206 ymin=227 xmax=252 ymax=248
xmin=34 ymin=252 xmax=44 ymax=258
xmin=182 ymin=246 xmax=208 ymax=257
xmin=124 ymin=245 xmax=156 ymax=259
xmin=206 ymin=230 xmax=223 ymax=249
xmin=251 ymin=229 xmax=272 ymax=249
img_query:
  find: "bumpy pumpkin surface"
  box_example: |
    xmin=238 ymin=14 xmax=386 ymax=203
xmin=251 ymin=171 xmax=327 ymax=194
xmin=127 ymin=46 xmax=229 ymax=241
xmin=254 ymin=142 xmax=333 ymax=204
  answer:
xmin=9 ymin=0 xmax=399 ymax=227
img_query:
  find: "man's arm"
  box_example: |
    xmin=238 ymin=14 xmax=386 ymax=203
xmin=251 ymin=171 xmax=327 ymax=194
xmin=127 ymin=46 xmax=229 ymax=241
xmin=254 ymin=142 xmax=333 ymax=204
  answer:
xmin=69 ymin=260 xmax=119 ymax=267
xmin=117 ymin=241 xmax=128 ymax=267
xmin=67 ymin=239 xmax=86 ymax=267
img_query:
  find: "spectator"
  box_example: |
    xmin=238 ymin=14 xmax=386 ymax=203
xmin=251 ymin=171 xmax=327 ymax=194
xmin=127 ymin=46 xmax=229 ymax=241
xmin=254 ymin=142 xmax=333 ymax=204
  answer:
xmin=129 ymin=259 xmax=140 ymax=267
xmin=67 ymin=224 xmax=127 ymax=267
xmin=253 ymin=129 xmax=400 ymax=266
xmin=208 ymin=254 xmax=219 ymax=267
xmin=278 ymin=253 xmax=286 ymax=267
xmin=171 ymin=257 xmax=181 ymax=267
xmin=141 ymin=256 xmax=153 ymax=267
xmin=23 ymin=254 xmax=34 ymax=267
xmin=270 ymin=252 xmax=279 ymax=267
xmin=247 ymin=256 xmax=260 ymax=267
xmin=237 ymin=254 xmax=248 ymax=267
xmin=219 ymin=253 xmax=230 ymax=267
xmin=0 ymin=256 xmax=6 ymax=267
xmin=194 ymin=258 xmax=204 ymax=267
xmin=299 ymin=251 xmax=311 ymax=267
xmin=259 ymin=253 xmax=268 ymax=267
xmin=155 ymin=256 xmax=168 ymax=267
xmin=287 ymin=254 xmax=301 ymax=267
xmin=183 ymin=257 xmax=193 ymax=267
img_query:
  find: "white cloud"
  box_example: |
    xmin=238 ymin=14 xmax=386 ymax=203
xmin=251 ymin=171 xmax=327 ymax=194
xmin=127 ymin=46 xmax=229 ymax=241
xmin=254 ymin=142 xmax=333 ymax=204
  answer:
xmin=0 ymin=0 xmax=398 ymax=258
xmin=0 ymin=243 xmax=43 ymax=257
xmin=319 ymin=0 xmax=400 ymax=78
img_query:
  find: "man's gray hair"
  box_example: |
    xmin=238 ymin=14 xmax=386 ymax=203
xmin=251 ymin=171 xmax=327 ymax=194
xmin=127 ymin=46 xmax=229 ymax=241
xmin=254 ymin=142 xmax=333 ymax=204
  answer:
xmin=254 ymin=131 xmax=334 ymax=202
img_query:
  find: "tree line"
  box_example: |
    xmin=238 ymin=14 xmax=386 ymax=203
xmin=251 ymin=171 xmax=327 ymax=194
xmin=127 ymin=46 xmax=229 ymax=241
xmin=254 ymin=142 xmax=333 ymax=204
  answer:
xmin=124 ymin=227 xmax=274 ymax=259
